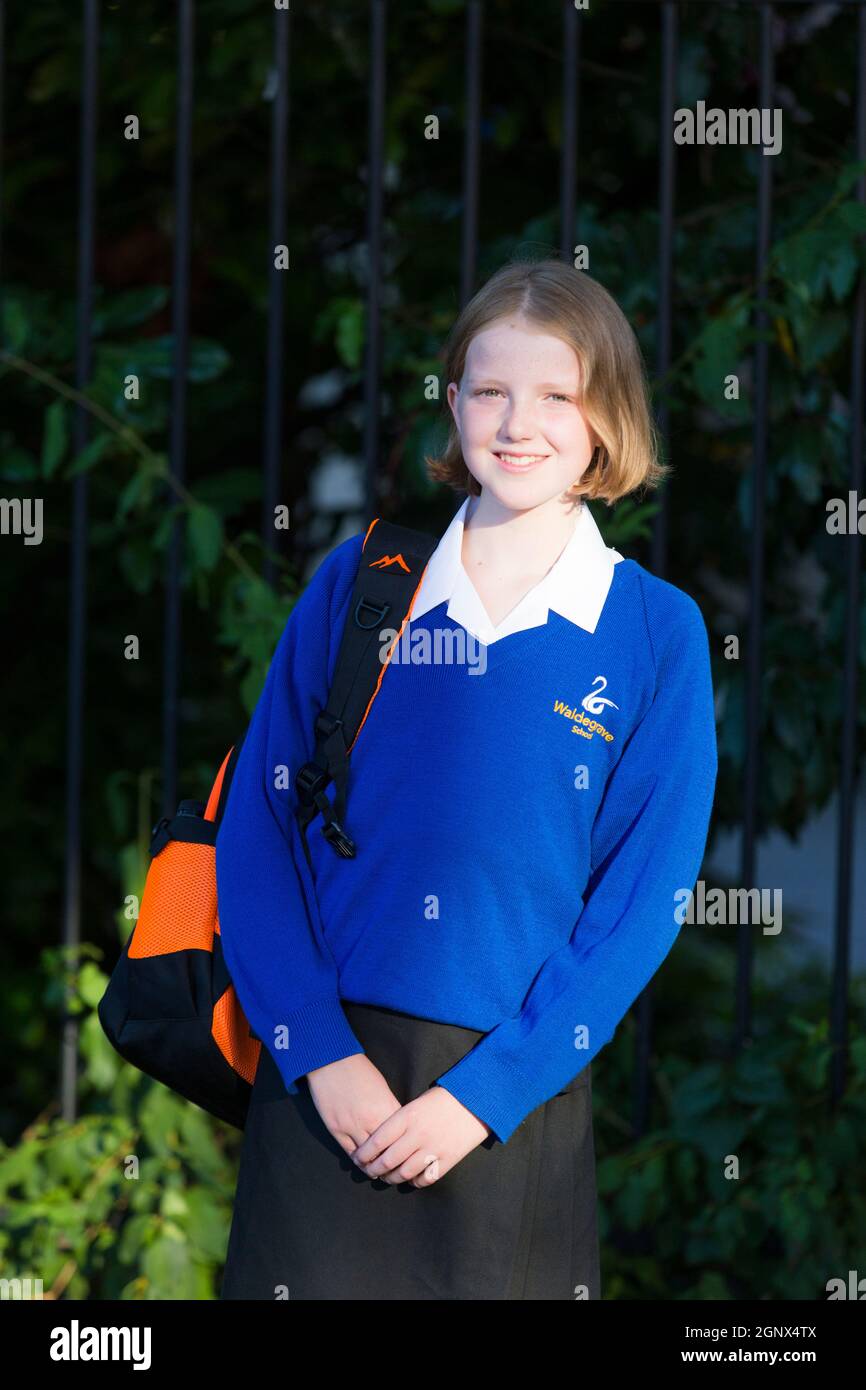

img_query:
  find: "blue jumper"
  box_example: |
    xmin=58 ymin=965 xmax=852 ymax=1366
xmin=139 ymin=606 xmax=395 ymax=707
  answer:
xmin=215 ymin=529 xmax=718 ymax=1144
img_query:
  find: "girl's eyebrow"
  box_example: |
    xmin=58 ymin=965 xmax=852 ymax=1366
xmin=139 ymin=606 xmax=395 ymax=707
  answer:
xmin=467 ymin=377 xmax=577 ymax=391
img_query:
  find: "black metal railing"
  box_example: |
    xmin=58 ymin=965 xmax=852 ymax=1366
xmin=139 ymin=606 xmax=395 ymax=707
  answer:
xmin=19 ymin=0 xmax=861 ymax=1126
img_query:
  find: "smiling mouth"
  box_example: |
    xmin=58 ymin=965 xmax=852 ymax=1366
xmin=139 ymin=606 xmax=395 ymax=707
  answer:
xmin=492 ymin=451 xmax=550 ymax=469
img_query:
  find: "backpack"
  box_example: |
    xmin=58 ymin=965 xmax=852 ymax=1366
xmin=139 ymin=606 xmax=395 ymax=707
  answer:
xmin=97 ymin=518 xmax=440 ymax=1130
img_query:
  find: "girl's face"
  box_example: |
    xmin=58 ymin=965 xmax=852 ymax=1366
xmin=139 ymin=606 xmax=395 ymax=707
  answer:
xmin=446 ymin=315 xmax=600 ymax=513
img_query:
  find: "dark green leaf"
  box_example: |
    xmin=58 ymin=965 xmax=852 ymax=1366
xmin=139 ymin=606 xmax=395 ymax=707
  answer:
xmin=64 ymin=432 xmax=112 ymax=478
xmin=335 ymin=301 xmax=364 ymax=370
xmin=691 ymin=306 xmax=749 ymax=407
xmin=41 ymin=399 xmax=67 ymax=477
xmin=91 ymin=287 xmax=170 ymax=336
xmin=188 ymin=503 xmax=223 ymax=571
xmin=1 ymin=446 xmax=40 ymax=480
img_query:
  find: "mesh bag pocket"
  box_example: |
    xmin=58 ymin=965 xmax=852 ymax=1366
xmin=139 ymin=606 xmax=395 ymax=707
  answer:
xmin=130 ymin=838 xmax=218 ymax=960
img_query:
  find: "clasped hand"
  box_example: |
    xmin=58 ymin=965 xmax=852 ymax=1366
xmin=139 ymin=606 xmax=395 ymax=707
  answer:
xmin=306 ymin=1053 xmax=491 ymax=1188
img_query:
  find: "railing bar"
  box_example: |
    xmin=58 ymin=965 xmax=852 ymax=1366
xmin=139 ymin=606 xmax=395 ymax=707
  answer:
xmin=61 ymin=0 xmax=99 ymax=1123
xmin=262 ymin=7 xmax=290 ymax=587
xmin=736 ymin=1 xmax=774 ymax=1048
xmin=459 ymin=0 xmax=483 ymax=309
xmin=830 ymin=2 xmax=866 ymax=1104
xmin=558 ymin=0 xmax=581 ymax=262
xmin=633 ymin=0 xmax=678 ymax=1141
xmin=362 ymin=0 xmax=386 ymax=523
xmin=161 ymin=0 xmax=195 ymax=819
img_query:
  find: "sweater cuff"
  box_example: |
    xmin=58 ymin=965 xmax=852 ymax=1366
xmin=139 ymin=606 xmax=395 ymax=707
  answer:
xmin=270 ymin=994 xmax=365 ymax=1095
xmin=434 ymin=1046 xmax=539 ymax=1146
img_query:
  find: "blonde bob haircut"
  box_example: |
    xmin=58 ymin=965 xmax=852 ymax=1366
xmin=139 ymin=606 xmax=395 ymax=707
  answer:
xmin=425 ymin=256 xmax=667 ymax=506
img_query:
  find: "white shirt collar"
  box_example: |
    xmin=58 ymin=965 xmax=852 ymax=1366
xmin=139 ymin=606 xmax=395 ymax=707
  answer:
xmin=409 ymin=496 xmax=624 ymax=645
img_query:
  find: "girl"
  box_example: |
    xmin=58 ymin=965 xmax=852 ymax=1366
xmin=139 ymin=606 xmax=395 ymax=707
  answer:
xmin=216 ymin=257 xmax=718 ymax=1301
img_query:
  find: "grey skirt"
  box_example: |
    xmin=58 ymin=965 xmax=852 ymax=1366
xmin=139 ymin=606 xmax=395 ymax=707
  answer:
xmin=220 ymin=1001 xmax=601 ymax=1301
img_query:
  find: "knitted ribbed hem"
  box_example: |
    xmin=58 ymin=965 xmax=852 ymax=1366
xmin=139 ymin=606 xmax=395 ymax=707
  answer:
xmin=434 ymin=1047 xmax=539 ymax=1146
xmin=271 ymin=993 xmax=365 ymax=1095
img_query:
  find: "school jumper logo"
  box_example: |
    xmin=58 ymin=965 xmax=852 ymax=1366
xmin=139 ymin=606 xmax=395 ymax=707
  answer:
xmin=554 ymin=676 xmax=618 ymax=743
xmin=369 ymin=552 xmax=411 ymax=573
xmin=581 ymin=675 xmax=618 ymax=713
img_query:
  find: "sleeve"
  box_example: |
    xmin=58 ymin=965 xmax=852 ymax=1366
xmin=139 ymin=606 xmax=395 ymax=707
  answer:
xmin=434 ymin=595 xmax=718 ymax=1144
xmin=215 ymin=535 xmax=366 ymax=1096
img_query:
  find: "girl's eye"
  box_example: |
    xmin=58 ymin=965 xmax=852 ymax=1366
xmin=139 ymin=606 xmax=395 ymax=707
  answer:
xmin=473 ymin=388 xmax=571 ymax=402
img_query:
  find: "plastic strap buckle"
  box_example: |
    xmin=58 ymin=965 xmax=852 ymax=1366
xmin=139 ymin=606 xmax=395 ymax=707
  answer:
xmin=295 ymin=762 xmax=330 ymax=806
xmin=149 ymin=816 xmax=173 ymax=856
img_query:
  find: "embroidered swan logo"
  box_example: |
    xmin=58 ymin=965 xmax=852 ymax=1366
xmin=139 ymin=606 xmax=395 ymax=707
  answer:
xmin=580 ymin=675 xmax=619 ymax=714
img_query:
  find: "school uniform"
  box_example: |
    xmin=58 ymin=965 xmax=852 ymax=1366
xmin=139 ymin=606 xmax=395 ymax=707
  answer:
xmin=216 ymin=496 xmax=718 ymax=1301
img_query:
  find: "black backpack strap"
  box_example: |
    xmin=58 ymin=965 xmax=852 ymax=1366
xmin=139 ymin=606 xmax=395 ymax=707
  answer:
xmin=294 ymin=519 xmax=439 ymax=864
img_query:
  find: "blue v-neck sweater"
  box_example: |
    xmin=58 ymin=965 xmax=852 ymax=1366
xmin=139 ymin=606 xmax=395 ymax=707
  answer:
xmin=215 ymin=532 xmax=718 ymax=1144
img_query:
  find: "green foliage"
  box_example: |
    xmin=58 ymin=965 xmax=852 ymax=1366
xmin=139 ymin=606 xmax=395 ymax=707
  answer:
xmin=0 ymin=1078 xmax=239 ymax=1299
xmin=0 ymin=933 xmax=241 ymax=1299
xmin=2 ymin=923 xmax=863 ymax=1298
xmin=592 ymin=944 xmax=866 ymax=1301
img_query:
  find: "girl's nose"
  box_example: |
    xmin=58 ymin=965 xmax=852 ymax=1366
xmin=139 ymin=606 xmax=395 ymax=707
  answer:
xmin=501 ymin=407 xmax=536 ymax=438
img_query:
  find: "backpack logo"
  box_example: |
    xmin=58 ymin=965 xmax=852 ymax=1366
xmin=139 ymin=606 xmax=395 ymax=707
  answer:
xmin=369 ymin=552 xmax=411 ymax=573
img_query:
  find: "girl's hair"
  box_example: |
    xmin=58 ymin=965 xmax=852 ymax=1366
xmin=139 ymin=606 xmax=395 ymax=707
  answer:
xmin=425 ymin=256 xmax=667 ymax=506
